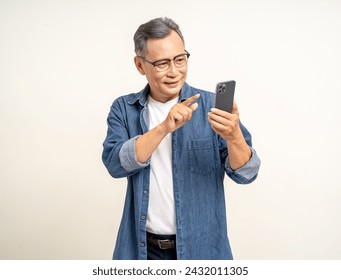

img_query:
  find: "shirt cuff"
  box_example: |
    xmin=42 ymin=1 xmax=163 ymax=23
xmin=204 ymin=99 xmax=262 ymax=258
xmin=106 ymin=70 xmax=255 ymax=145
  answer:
xmin=225 ymin=147 xmax=261 ymax=183
xmin=119 ymin=136 xmax=151 ymax=172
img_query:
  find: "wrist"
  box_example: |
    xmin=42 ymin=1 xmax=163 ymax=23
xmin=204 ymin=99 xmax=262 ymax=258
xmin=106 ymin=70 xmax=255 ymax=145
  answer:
xmin=157 ymin=123 xmax=170 ymax=136
xmin=225 ymin=128 xmax=244 ymax=144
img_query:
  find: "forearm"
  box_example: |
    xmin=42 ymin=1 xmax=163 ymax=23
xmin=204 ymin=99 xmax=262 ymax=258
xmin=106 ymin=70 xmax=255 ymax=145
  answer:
xmin=227 ymin=130 xmax=252 ymax=170
xmin=136 ymin=124 xmax=168 ymax=163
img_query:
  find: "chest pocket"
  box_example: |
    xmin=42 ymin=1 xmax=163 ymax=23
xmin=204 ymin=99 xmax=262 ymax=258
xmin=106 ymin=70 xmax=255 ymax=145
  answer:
xmin=188 ymin=137 xmax=218 ymax=175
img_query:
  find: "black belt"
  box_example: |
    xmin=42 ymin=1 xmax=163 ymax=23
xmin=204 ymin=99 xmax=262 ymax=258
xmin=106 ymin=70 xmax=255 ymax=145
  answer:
xmin=146 ymin=232 xmax=176 ymax=250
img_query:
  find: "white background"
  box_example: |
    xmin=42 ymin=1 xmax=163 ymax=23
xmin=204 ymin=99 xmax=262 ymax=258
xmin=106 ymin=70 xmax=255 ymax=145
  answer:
xmin=1 ymin=0 xmax=340 ymax=260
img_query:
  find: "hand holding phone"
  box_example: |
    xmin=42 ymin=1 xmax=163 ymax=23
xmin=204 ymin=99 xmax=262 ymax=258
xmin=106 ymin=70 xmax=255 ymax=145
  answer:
xmin=214 ymin=80 xmax=236 ymax=113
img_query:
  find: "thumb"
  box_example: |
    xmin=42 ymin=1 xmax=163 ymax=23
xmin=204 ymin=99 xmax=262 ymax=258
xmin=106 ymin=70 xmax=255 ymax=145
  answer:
xmin=232 ymin=101 xmax=239 ymax=115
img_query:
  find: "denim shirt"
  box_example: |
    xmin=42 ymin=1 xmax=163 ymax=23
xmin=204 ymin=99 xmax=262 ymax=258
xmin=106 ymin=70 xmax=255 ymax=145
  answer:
xmin=102 ymin=83 xmax=261 ymax=260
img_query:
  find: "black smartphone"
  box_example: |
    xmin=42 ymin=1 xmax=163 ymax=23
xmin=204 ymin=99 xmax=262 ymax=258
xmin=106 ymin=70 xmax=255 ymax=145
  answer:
xmin=214 ymin=80 xmax=236 ymax=113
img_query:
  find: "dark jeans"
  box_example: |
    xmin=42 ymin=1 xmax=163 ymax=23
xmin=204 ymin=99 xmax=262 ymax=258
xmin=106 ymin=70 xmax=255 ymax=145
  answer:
xmin=147 ymin=232 xmax=177 ymax=260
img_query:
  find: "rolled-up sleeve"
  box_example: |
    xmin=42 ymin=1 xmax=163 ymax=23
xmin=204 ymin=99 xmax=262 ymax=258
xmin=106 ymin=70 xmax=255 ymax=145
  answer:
xmin=102 ymin=98 xmax=149 ymax=179
xmin=225 ymin=147 xmax=261 ymax=184
xmin=119 ymin=136 xmax=151 ymax=172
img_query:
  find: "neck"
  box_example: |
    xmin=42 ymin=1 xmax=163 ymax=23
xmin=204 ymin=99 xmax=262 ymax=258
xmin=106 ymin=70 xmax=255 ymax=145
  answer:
xmin=149 ymin=92 xmax=180 ymax=103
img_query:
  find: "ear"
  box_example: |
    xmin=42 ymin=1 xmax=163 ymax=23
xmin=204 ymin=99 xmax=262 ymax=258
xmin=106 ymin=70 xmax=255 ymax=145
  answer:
xmin=134 ymin=56 xmax=146 ymax=75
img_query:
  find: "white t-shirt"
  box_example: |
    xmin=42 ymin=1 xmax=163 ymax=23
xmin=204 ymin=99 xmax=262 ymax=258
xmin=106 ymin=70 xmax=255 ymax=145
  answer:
xmin=145 ymin=95 xmax=179 ymax=234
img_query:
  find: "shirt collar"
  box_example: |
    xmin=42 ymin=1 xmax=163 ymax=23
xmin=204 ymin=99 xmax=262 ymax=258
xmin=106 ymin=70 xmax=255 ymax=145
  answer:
xmin=179 ymin=82 xmax=191 ymax=102
xmin=127 ymin=84 xmax=150 ymax=107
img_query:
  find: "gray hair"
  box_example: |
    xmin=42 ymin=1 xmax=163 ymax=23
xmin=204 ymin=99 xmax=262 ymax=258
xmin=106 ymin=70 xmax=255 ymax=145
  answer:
xmin=133 ymin=17 xmax=185 ymax=56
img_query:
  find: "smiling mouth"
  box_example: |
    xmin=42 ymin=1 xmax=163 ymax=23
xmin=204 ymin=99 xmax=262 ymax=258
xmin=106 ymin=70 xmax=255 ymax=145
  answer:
xmin=164 ymin=75 xmax=184 ymax=86
xmin=165 ymin=80 xmax=180 ymax=85
xmin=164 ymin=81 xmax=179 ymax=88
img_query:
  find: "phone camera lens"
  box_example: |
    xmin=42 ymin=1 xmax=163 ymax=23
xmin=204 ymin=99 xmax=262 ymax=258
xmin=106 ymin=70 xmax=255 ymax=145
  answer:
xmin=218 ymin=84 xmax=226 ymax=94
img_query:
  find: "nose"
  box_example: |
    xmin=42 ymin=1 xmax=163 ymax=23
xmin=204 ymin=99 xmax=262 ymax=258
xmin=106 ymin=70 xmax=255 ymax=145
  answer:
xmin=166 ymin=60 xmax=179 ymax=77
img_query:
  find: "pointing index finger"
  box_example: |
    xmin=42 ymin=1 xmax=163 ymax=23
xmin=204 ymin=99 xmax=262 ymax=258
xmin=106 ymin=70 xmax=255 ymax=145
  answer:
xmin=182 ymin=93 xmax=200 ymax=107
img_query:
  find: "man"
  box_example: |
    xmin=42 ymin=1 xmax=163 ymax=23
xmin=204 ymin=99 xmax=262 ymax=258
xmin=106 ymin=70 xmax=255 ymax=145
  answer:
xmin=102 ymin=17 xmax=261 ymax=260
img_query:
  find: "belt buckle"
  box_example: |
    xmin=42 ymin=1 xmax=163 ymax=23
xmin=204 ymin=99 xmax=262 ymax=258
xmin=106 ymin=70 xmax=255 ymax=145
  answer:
xmin=157 ymin=239 xmax=174 ymax=250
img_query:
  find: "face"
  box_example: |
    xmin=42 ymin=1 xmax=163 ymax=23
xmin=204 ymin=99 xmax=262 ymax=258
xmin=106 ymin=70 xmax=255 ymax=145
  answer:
xmin=134 ymin=30 xmax=188 ymax=103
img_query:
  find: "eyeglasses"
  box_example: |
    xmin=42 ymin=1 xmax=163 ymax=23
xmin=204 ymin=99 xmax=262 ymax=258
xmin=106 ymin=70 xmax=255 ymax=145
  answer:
xmin=138 ymin=50 xmax=190 ymax=72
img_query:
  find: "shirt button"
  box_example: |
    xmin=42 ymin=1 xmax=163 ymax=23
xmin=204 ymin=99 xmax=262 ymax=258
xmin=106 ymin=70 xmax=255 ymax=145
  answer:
xmin=141 ymin=215 xmax=145 ymax=220
xmin=140 ymin=242 xmax=145 ymax=247
xmin=143 ymin=189 xmax=148 ymax=195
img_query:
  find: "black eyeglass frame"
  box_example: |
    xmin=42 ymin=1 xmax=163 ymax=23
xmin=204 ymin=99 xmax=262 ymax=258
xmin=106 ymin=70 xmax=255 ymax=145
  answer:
xmin=138 ymin=50 xmax=190 ymax=72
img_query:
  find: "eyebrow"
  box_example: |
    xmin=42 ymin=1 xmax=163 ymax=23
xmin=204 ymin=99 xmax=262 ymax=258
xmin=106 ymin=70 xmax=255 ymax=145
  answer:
xmin=147 ymin=51 xmax=186 ymax=62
